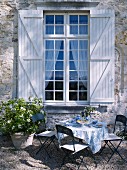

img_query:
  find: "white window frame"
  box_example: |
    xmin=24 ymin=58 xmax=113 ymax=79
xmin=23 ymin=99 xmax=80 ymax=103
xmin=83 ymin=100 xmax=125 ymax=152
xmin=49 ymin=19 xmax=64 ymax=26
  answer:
xmin=43 ymin=12 xmax=90 ymax=105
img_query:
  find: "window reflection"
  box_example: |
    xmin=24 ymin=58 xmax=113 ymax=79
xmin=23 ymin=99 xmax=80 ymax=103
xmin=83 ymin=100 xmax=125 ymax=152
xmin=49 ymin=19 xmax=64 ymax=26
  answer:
xmin=70 ymin=71 xmax=78 ymax=80
xmin=69 ymin=92 xmax=77 ymax=100
xmin=55 ymin=15 xmax=64 ymax=24
xmin=55 ymin=61 xmax=63 ymax=70
xmin=55 ymin=51 xmax=64 ymax=60
xmin=55 ymin=92 xmax=63 ymax=100
xmin=79 ymin=81 xmax=87 ymax=90
xmin=46 ymin=15 xmax=54 ymax=24
xmin=70 ymin=15 xmax=78 ymax=24
xmin=79 ymin=91 xmax=87 ymax=100
xmin=69 ymin=61 xmax=77 ymax=70
xmin=69 ymin=81 xmax=78 ymax=90
xmin=45 ymin=81 xmax=54 ymax=90
xmin=55 ymin=82 xmax=63 ymax=90
xmin=45 ymin=91 xmax=53 ymax=100
xmin=55 ymin=71 xmax=63 ymax=80
xmin=79 ymin=15 xmax=88 ymax=24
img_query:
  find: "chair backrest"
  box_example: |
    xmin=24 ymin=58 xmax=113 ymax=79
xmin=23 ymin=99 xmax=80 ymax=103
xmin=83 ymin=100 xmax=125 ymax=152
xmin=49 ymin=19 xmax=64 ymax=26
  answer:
xmin=56 ymin=124 xmax=75 ymax=151
xmin=31 ymin=113 xmax=45 ymax=123
xmin=114 ymin=115 xmax=127 ymax=133
xmin=56 ymin=124 xmax=73 ymax=137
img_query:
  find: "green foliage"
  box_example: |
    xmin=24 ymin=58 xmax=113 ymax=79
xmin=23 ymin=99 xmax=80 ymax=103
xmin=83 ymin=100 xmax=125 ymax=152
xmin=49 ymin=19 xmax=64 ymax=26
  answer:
xmin=83 ymin=106 xmax=95 ymax=117
xmin=0 ymin=97 xmax=46 ymax=135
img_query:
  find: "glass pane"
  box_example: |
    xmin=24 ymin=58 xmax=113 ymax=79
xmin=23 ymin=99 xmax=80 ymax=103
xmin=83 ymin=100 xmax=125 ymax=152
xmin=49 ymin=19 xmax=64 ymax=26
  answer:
xmin=69 ymin=50 xmax=78 ymax=60
xmin=79 ymin=15 xmax=88 ymax=24
xmin=69 ymin=92 xmax=77 ymax=100
xmin=45 ymin=91 xmax=53 ymax=100
xmin=45 ymin=81 xmax=54 ymax=90
xmin=79 ymin=40 xmax=88 ymax=49
xmin=55 ymin=61 xmax=63 ymax=70
xmin=79 ymin=91 xmax=87 ymax=100
xmin=70 ymin=15 xmax=78 ymax=24
xmin=69 ymin=50 xmax=78 ymax=61
xmin=79 ymin=61 xmax=88 ymax=70
xmin=45 ymin=61 xmax=54 ymax=70
xmin=79 ymin=71 xmax=88 ymax=80
xmin=69 ymin=81 xmax=78 ymax=90
xmin=70 ymin=40 xmax=78 ymax=50
xmin=46 ymin=15 xmax=54 ymax=24
xmin=46 ymin=26 xmax=54 ymax=34
xmin=55 ymin=71 xmax=63 ymax=80
xmin=55 ymin=92 xmax=63 ymax=100
xmin=79 ymin=81 xmax=87 ymax=90
xmin=69 ymin=61 xmax=76 ymax=70
xmin=70 ymin=71 xmax=78 ymax=80
xmin=79 ymin=25 xmax=88 ymax=35
xmin=55 ymin=51 xmax=64 ymax=60
xmin=55 ymin=15 xmax=64 ymax=24
xmin=45 ymin=51 xmax=54 ymax=60
xmin=55 ymin=26 xmax=64 ymax=34
xmin=70 ymin=26 xmax=78 ymax=34
xmin=55 ymin=82 xmax=63 ymax=90
xmin=46 ymin=40 xmax=54 ymax=49
xmin=56 ymin=40 xmax=64 ymax=50
xmin=45 ymin=71 xmax=54 ymax=80
xmin=79 ymin=51 xmax=88 ymax=60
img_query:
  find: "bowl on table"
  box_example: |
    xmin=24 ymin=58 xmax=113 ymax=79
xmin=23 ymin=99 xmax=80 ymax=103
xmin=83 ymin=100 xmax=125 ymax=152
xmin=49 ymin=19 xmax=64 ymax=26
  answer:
xmin=92 ymin=120 xmax=98 ymax=125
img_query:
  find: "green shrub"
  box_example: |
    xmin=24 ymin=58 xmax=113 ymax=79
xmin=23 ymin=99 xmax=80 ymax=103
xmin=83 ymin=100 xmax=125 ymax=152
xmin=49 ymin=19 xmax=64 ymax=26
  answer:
xmin=0 ymin=97 xmax=46 ymax=135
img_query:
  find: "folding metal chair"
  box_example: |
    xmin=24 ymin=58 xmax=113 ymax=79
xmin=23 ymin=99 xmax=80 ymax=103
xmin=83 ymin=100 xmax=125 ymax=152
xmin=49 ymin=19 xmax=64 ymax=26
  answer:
xmin=56 ymin=124 xmax=96 ymax=170
xmin=32 ymin=113 xmax=58 ymax=158
xmin=100 ymin=114 xmax=127 ymax=162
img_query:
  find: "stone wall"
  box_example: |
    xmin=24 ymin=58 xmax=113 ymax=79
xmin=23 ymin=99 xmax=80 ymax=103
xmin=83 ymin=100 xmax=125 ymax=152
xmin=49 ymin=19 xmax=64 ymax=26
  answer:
xmin=0 ymin=0 xmax=127 ymax=124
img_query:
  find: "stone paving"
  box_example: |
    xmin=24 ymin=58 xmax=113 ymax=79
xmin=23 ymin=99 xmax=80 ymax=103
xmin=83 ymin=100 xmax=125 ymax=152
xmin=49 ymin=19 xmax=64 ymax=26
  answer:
xmin=0 ymin=135 xmax=127 ymax=170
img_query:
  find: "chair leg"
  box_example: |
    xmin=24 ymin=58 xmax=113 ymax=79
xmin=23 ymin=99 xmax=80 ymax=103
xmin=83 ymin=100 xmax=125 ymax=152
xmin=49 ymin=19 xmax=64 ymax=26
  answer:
xmin=51 ymin=136 xmax=59 ymax=151
xmin=107 ymin=140 xmax=126 ymax=162
xmin=77 ymin=155 xmax=88 ymax=170
xmin=36 ymin=137 xmax=51 ymax=158
xmin=99 ymin=141 xmax=107 ymax=155
xmin=100 ymin=140 xmax=126 ymax=163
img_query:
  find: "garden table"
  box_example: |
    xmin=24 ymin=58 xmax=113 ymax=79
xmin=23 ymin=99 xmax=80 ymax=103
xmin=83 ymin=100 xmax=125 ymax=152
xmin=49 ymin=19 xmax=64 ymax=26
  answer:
xmin=58 ymin=120 xmax=109 ymax=154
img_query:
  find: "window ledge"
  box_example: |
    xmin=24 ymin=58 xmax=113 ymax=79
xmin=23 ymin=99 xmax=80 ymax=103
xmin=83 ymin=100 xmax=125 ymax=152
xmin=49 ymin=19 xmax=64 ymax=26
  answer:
xmin=44 ymin=105 xmax=85 ymax=114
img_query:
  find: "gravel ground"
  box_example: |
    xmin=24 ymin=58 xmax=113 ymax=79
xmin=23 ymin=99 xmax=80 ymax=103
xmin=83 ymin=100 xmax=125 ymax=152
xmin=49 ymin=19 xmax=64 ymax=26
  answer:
xmin=0 ymin=135 xmax=127 ymax=170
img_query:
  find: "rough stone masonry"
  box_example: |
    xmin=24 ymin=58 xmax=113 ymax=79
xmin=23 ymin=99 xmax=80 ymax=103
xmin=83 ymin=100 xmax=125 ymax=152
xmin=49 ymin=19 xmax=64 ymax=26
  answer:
xmin=0 ymin=0 xmax=127 ymax=125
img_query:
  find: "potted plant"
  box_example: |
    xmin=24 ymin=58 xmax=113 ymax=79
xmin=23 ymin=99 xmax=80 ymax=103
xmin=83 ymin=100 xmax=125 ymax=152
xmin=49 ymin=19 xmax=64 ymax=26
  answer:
xmin=81 ymin=106 xmax=95 ymax=120
xmin=0 ymin=97 xmax=45 ymax=149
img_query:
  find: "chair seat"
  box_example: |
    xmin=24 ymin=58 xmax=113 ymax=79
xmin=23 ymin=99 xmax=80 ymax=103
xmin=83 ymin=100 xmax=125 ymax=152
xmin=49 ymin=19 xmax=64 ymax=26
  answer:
xmin=104 ymin=133 xmax=122 ymax=141
xmin=60 ymin=141 xmax=88 ymax=153
xmin=35 ymin=130 xmax=56 ymax=137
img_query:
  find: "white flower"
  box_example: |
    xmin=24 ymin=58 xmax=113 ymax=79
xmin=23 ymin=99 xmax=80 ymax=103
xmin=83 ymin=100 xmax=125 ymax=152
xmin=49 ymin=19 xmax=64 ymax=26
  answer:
xmin=20 ymin=107 xmax=26 ymax=111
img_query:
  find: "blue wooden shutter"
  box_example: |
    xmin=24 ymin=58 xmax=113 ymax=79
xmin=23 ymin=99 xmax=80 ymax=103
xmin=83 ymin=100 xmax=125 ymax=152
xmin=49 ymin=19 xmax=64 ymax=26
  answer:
xmin=90 ymin=10 xmax=115 ymax=104
xmin=18 ymin=10 xmax=43 ymax=100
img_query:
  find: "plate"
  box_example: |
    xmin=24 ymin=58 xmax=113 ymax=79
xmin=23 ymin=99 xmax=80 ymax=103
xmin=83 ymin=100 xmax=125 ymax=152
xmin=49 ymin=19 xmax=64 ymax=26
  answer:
xmin=93 ymin=122 xmax=103 ymax=128
xmin=76 ymin=120 xmax=85 ymax=125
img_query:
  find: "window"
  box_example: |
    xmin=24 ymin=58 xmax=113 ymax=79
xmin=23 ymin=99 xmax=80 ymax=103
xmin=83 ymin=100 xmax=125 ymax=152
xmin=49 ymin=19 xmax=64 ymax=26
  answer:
xmin=44 ymin=13 xmax=89 ymax=103
xmin=18 ymin=10 xmax=115 ymax=105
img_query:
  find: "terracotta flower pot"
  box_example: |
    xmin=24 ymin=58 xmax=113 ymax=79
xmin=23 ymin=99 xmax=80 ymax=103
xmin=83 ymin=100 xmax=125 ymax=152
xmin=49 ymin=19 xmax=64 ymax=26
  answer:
xmin=11 ymin=133 xmax=34 ymax=149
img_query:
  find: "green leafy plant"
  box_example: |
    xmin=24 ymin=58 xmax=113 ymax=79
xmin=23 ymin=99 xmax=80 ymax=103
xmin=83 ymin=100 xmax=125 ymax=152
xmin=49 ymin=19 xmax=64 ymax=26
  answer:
xmin=81 ymin=106 xmax=95 ymax=117
xmin=0 ymin=97 xmax=46 ymax=135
